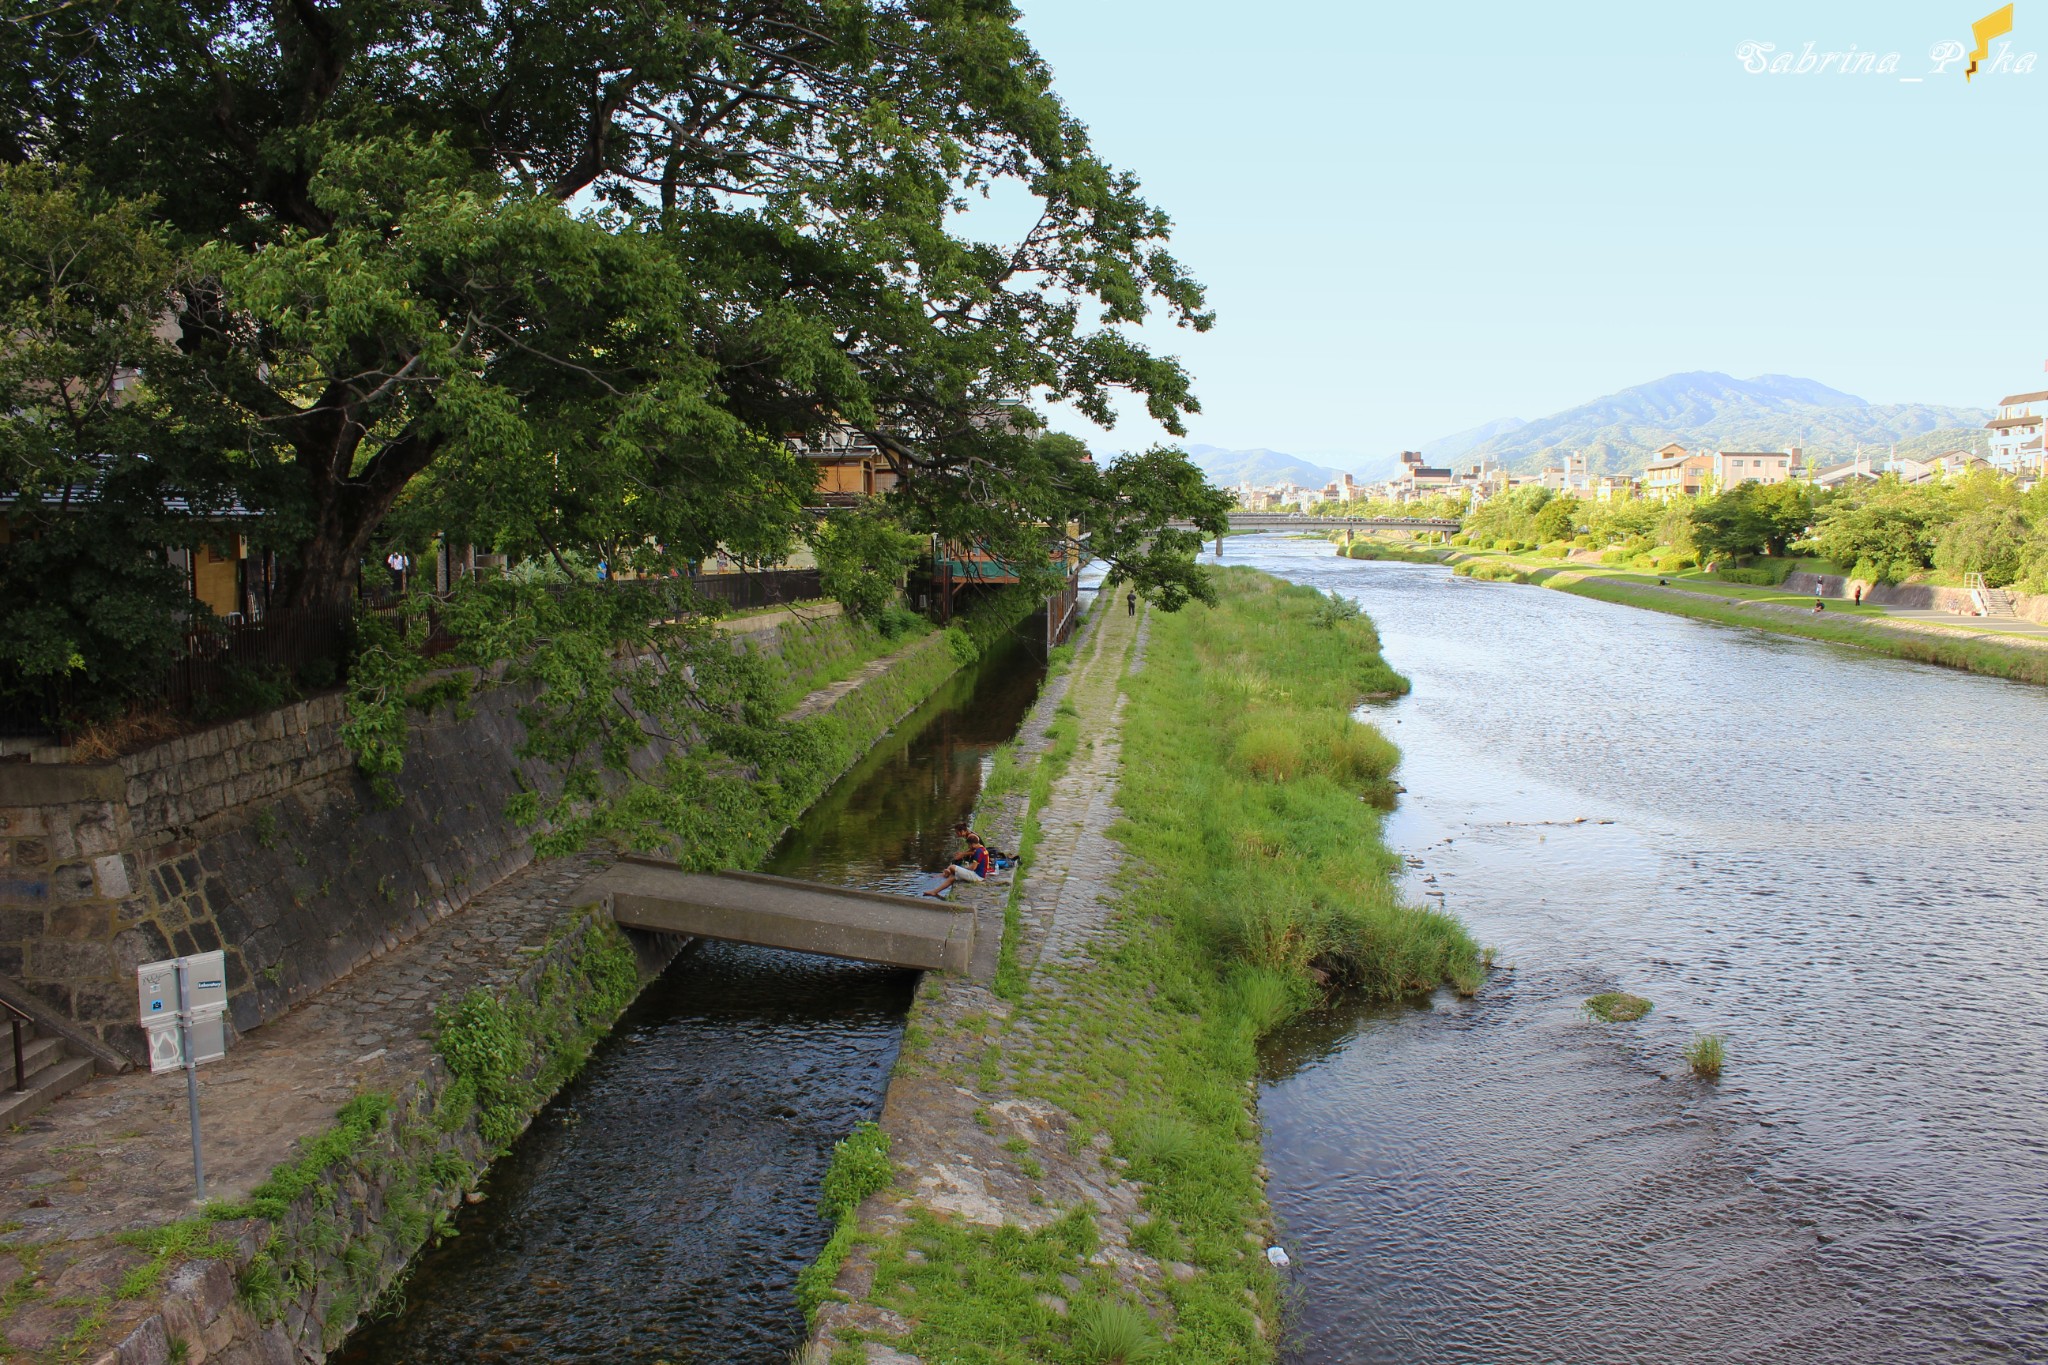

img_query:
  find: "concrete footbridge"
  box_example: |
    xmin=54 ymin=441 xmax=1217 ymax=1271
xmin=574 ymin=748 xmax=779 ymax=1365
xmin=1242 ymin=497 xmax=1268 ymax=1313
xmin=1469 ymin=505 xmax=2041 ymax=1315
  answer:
xmin=1173 ymin=513 xmax=1461 ymax=533
xmin=586 ymin=858 xmax=975 ymax=972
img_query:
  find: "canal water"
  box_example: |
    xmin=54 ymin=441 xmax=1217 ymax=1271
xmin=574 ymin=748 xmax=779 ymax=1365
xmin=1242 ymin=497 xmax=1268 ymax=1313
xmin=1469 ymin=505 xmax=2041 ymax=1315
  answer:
xmin=1228 ymin=534 xmax=2048 ymax=1364
xmin=334 ymin=634 xmax=1046 ymax=1365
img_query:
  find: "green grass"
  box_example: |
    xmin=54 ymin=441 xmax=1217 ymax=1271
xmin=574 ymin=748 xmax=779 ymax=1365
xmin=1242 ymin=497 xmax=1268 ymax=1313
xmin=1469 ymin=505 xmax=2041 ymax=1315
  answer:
xmin=1122 ymin=570 xmax=1478 ymax=997
xmin=829 ymin=571 xmax=1481 ymax=1364
xmin=755 ymin=609 xmax=934 ymax=712
xmin=1073 ymin=1299 xmax=1165 ymax=1363
xmin=1338 ymin=540 xmax=1449 ymax=565
xmin=1685 ymin=1034 xmax=1726 ymax=1078
xmin=1583 ymin=992 xmax=1652 ymax=1023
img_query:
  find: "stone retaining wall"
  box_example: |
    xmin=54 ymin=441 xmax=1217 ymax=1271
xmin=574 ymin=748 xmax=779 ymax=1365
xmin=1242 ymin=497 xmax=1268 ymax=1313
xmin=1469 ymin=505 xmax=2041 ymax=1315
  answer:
xmin=0 ymin=613 xmax=880 ymax=1063
xmin=1781 ymin=571 xmax=2048 ymax=622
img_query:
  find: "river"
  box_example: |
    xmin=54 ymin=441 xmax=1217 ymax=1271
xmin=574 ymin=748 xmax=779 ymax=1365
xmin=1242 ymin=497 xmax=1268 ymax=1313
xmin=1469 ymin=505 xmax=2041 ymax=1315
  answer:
xmin=333 ymin=632 xmax=1047 ymax=1365
xmin=1227 ymin=534 xmax=2048 ymax=1364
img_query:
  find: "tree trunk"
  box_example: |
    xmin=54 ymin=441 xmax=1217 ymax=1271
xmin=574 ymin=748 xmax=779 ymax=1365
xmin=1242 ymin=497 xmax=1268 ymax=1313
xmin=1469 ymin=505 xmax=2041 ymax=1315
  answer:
xmin=285 ymin=517 xmax=369 ymax=617
xmin=280 ymin=422 xmax=443 ymax=616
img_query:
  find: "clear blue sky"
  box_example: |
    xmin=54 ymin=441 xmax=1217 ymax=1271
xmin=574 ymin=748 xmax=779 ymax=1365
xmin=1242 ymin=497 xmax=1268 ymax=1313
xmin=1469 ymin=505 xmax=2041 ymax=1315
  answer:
xmin=1000 ymin=0 xmax=2048 ymax=467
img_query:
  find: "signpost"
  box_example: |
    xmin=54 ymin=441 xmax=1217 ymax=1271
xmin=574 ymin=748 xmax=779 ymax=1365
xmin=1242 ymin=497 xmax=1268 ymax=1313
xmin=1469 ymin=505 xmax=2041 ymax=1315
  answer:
xmin=136 ymin=951 xmax=229 ymax=1198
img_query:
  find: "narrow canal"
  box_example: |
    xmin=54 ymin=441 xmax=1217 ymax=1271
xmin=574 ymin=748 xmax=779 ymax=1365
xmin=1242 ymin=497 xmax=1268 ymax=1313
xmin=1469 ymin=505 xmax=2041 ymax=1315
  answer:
xmin=334 ymin=633 xmax=1047 ymax=1365
xmin=1227 ymin=534 xmax=2048 ymax=1364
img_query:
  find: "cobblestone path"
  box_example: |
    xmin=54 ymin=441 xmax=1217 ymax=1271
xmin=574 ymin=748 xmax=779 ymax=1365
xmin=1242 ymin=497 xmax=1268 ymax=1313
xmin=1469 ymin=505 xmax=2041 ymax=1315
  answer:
xmin=0 ymin=854 xmax=609 ymax=1245
xmin=1017 ymin=608 xmax=1148 ymax=979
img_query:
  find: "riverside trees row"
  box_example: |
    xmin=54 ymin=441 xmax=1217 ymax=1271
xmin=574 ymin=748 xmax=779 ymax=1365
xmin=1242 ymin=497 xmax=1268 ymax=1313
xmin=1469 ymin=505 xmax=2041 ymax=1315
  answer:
xmin=1359 ymin=471 xmax=2048 ymax=589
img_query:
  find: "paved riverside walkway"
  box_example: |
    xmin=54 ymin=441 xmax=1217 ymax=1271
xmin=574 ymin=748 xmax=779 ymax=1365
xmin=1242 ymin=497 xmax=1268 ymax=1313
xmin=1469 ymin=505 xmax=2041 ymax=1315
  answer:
xmin=805 ymin=599 xmax=1166 ymax=1362
xmin=0 ymin=855 xmax=606 ymax=1247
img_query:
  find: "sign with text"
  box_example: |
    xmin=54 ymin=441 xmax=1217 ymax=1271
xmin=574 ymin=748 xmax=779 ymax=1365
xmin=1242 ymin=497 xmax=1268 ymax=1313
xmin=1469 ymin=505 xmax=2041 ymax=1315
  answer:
xmin=135 ymin=952 xmax=229 ymax=1075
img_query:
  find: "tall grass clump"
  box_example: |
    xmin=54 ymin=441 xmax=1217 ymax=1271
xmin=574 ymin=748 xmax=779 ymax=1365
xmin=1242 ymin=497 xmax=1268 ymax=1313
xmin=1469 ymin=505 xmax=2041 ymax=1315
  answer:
xmin=1120 ymin=568 xmax=1482 ymax=1008
xmin=1073 ymin=1299 xmax=1164 ymax=1363
xmin=1685 ymin=1034 xmax=1726 ymax=1078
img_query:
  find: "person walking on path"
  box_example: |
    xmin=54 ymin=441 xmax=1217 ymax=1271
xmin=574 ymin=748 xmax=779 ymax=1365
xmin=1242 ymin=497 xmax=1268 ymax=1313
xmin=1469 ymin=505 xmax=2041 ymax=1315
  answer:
xmin=1126 ymin=590 xmax=1136 ymax=617
xmin=1854 ymin=585 xmax=1863 ymax=605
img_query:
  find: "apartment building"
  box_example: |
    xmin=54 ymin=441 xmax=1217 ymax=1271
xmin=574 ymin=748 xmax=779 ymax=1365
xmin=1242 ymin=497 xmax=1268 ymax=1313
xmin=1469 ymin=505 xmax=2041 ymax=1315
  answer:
xmin=1711 ymin=447 xmax=1801 ymax=490
xmin=1641 ymin=444 xmax=1713 ymax=499
xmin=1986 ymin=391 xmax=2047 ymax=474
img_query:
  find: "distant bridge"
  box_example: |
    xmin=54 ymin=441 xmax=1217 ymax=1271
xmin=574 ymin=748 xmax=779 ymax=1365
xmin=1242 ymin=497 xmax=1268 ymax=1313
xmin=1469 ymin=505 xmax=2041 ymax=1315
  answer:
xmin=588 ymin=859 xmax=974 ymax=972
xmin=1171 ymin=513 xmax=1461 ymax=533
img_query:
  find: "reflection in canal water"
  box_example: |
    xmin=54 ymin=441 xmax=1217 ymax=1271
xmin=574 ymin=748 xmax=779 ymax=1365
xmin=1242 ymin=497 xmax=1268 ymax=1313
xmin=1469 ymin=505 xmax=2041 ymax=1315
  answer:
xmin=1231 ymin=535 xmax=2048 ymax=1364
xmin=334 ymin=633 xmax=1045 ymax=1365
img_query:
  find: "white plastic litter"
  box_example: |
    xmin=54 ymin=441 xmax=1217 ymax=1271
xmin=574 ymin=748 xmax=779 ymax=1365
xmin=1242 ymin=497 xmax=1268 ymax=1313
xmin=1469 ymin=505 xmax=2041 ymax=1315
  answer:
xmin=1266 ymin=1245 xmax=1290 ymax=1268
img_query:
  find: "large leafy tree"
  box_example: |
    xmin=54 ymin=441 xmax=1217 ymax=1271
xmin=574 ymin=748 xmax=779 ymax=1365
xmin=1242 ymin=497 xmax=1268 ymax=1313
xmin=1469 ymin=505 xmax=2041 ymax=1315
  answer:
xmin=1692 ymin=479 xmax=1811 ymax=561
xmin=2 ymin=0 xmax=1224 ymax=623
xmin=0 ymin=165 xmax=201 ymax=698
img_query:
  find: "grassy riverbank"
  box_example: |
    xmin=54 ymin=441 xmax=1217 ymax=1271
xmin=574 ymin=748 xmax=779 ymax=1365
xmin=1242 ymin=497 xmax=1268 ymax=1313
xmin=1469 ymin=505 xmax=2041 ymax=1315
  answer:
xmin=1123 ymin=569 xmax=1480 ymax=997
xmin=1441 ymin=550 xmax=2048 ymax=688
xmin=1336 ymin=539 xmax=1451 ymax=565
xmin=806 ymin=572 xmax=1478 ymax=1365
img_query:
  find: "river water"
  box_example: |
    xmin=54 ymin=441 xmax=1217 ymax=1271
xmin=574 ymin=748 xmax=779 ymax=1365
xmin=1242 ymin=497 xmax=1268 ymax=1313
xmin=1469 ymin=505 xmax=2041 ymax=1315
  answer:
xmin=334 ymin=634 xmax=1045 ymax=1365
xmin=1227 ymin=534 xmax=2048 ymax=1364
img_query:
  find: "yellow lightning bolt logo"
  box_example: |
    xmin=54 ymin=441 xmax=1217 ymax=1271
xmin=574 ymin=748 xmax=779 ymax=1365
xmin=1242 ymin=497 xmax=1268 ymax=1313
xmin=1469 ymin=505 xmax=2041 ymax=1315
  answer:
xmin=1967 ymin=3 xmax=2015 ymax=80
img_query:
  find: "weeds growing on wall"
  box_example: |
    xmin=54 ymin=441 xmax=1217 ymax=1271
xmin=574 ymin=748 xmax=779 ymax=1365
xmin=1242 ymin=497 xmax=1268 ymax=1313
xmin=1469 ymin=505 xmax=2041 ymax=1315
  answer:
xmin=795 ymin=1121 xmax=893 ymax=1320
xmin=433 ymin=922 xmax=641 ymax=1149
xmin=340 ymin=578 xmax=1026 ymax=864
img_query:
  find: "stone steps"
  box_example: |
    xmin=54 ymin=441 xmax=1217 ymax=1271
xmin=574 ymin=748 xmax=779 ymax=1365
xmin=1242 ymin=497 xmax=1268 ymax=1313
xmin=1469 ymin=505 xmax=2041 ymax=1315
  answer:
xmin=0 ymin=1028 xmax=96 ymax=1127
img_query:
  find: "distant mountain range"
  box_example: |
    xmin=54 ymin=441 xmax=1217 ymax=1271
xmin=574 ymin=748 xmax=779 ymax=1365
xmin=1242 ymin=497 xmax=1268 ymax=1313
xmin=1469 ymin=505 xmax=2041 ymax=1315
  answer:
xmin=1186 ymin=373 xmax=1992 ymax=492
xmin=1424 ymin=372 xmax=1991 ymax=475
xmin=1184 ymin=444 xmax=1396 ymax=490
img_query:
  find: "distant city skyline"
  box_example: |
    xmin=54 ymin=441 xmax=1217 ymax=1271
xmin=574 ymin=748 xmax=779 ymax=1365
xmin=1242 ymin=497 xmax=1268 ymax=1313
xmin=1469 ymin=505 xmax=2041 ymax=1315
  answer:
xmin=1005 ymin=0 xmax=2048 ymax=463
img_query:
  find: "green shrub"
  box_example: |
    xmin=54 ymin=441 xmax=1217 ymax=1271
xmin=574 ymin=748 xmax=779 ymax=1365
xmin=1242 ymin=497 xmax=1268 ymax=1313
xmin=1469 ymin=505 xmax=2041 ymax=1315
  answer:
xmin=1073 ymin=1299 xmax=1163 ymax=1364
xmin=1583 ymin=992 xmax=1653 ymax=1022
xmin=874 ymin=603 xmax=926 ymax=640
xmin=1685 ymin=1034 xmax=1726 ymax=1078
xmin=798 ymin=1120 xmax=895 ymax=1321
xmin=1715 ymin=566 xmax=1776 ymax=585
xmin=1230 ymin=723 xmax=1303 ymax=781
xmin=1308 ymin=590 xmax=1362 ymax=628
xmin=819 ymin=1121 xmax=893 ymax=1220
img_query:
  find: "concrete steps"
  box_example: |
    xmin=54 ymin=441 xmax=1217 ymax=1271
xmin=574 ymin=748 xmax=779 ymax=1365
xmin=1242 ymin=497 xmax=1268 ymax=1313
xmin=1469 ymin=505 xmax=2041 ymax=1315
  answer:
xmin=0 ymin=1027 xmax=97 ymax=1127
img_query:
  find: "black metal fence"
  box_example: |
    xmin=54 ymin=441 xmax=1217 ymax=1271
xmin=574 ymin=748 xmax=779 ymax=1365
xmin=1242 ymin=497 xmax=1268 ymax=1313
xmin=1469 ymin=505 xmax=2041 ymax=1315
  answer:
xmin=686 ymin=567 xmax=823 ymax=610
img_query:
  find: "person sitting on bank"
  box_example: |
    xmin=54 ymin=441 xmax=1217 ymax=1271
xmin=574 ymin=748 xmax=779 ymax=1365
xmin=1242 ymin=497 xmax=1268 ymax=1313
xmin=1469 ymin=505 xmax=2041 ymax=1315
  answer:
xmin=927 ymin=835 xmax=993 ymax=896
xmin=951 ymin=821 xmax=1011 ymax=863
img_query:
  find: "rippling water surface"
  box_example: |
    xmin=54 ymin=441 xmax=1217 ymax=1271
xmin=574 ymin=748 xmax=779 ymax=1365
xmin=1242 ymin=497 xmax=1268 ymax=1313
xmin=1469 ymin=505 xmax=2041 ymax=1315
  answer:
xmin=1232 ymin=535 xmax=2048 ymax=1364
xmin=335 ymin=634 xmax=1045 ymax=1365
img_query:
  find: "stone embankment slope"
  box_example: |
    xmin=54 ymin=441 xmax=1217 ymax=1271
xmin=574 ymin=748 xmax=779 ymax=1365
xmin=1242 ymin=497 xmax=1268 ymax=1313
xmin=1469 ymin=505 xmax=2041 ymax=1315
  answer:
xmin=0 ymin=624 xmax=960 ymax=1365
xmin=804 ymin=599 xmax=1278 ymax=1365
